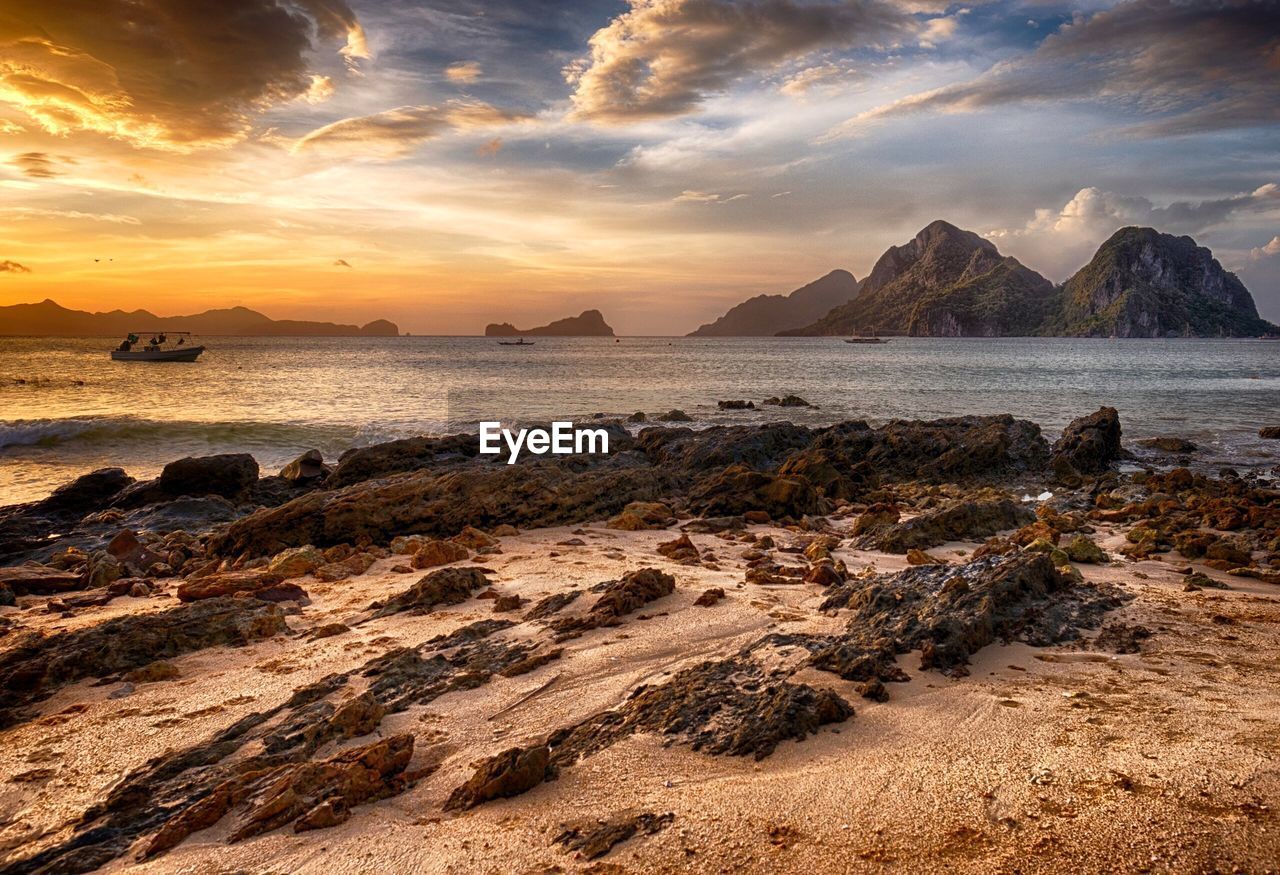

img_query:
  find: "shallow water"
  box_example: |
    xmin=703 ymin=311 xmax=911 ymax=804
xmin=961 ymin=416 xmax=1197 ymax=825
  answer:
xmin=1 ymin=335 xmax=1277 ymax=503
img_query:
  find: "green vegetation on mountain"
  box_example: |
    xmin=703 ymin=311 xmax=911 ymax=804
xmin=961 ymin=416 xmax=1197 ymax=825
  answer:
xmin=1048 ymin=227 xmax=1276 ymax=337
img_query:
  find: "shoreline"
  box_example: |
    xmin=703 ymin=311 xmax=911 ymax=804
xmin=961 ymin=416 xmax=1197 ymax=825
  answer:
xmin=1 ymin=408 xmax=1277 ymax=872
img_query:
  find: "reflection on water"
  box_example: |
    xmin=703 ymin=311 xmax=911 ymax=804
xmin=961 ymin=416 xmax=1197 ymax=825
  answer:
xmin=2 ymin=335 xmax=1277 ymax=502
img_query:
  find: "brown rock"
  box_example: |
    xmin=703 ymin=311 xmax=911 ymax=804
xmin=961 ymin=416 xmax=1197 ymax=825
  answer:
xmin=412 ymin=539 xmax=470 ymax=569
xmin=694 ymin=587 xmax=726 ymax=607
xmin=176 ymin=569 xmax=285 ymax=602
xmin=443 ymin=744 xmax=554 ymax=811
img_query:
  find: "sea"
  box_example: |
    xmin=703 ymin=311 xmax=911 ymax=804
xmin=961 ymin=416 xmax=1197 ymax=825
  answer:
xmin=1 ymin=336 xmax=1277 ymax=504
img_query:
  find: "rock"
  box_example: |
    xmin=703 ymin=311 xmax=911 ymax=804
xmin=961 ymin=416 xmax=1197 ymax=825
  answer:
xmin=524 ymin=591 xmax=582 ymax=621
xmin=492 ymin=594 xmax=523 ymax=612
xmin=857 ymin=500 xmax=1034 ymax=553
xmin=0 ymin=597 xmax=287 ymax=727
xmin=763 ymin=395 xmax=811 ymax=407
xmin=551 ymin=569 xmax=675 ymax=639
xmin=492 ymin=524 xmax=519 ymax=537
xmin=370 ymin=566 xmax=491 ymax=617
xmin=443 ymin=744 xmax=555 ymax=811
xmin=176 ymin=570 xmax=285 ymax=602
xmin=656 ymin=533 xmax=700 ymax=564
xmin=159 ymin=453 xmax=259 ymax=499
xmin=40 ymin=467 xmax=135 ymax=513
xmin=548 ymin=657 xmax=852 ymax=765
xmin=454 ymin=526 xmax=498 ymax=549
xmin=659 ymin=409 xmax=692 ymax=422
xmin=309 ymin=622 xmax=350 ymax=640
xmin=209 ymin=463 xmax=674 ymax=559
xmin=268 ymin=545 xmax=325 ymax=578
xmin=412 ymin=539 xmax=470 ymax=568
xmin=905 ymin=549 xmax=940 ymax=566
xmin=694 ymin=587 xmax=726 ymax=607
xmin=690 ymin=464 xmax=824 ymax=520
xmin=1051 ymin=407 xmax=1121 ymax=474
xmin=107 ymin=529 xmax=169 ymax=576
xmin=605 ymin=501 xmax=674 ymax=531
xmin=778 ymin=448 xmax=878 ymax=501
xmin=0 ymin=565 xmax=84 ymax=595
xmin=250 ymin=582 xmax=311 ymax=604
xmin=1138 ymin=437 xmax=1198 ymax=453
xmin=626 ymin=411 xmax=646 ymax=422
xmin=717 ymin=400 xmax=754 ymax=410
xmin=326 ymin=433 xmax=478 ymax=488
xmin=1094 ymin=622 xmax=1151 ymax=654
xmin=280 ymin=449 xmax=332 ymax=484
xmin=124 ymin=660 xmax=181 ymax=684
xmin=144 ymin=734 xmax=414 ymax=857
xmin=1259 ymin=426 xmax=1280 ymax=440
xmin=803 ymin=563 xmax=844 ymax=587
xmin=813 ymin=553 xmax=1128 ymax=682
xmin=554 ymin=811 xmax=676 ymax=860
xmin=1204 ymin=539 xmax=1251 ymax=567
xmin=1064 ymin=535 xmax=1107 ymax=564
xmin=851 ymin=503 xmax=899 ymax=536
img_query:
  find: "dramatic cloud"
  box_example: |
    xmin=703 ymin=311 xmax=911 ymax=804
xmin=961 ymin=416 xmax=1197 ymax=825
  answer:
xmin=445 ymin=61 xmax=483 ymax=84
xmin=566 ymin=0 xmax=915 ymax=122
xmin=294 ymin=101 xmax=528 ymax=157
xmin=779 ymin=62 xmax=864 ymax=96
xmin=674 ymin=189 xmax=748 ymax=204
xmin=0 ymin=259 xmax=31 ymax=272
xmin=10 ymin=151 xmax=75 ymax=178
xmin=989 ymin=183 xmax=1280 ymax=278
xmin=838 ymin=0 xmax=1280 ymax=137
xmin=1251 ymin=236 xmax=1280 ymax=260
xmin=0 ymin=0 xmax=367 ymax=150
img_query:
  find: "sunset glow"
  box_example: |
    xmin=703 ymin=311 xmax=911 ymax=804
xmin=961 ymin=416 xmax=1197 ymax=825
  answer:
xmin=2 ymin=0 xmax=1278 ymax=334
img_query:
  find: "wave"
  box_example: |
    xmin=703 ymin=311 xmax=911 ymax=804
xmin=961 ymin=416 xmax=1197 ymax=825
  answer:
xmin=0 ymin=415 xmax=404 ymax=453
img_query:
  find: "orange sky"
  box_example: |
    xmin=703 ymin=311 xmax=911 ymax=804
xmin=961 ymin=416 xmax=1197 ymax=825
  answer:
xmin=2 ymin=1 xmax=1278 ymax=334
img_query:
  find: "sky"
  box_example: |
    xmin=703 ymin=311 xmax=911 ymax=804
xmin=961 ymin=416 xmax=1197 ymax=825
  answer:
xmin=0 ymin=0 xmax=1277 ymax=335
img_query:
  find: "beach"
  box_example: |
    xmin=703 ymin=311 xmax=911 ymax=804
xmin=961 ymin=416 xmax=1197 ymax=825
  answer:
xmin=1 ymin=407 xmax=1278 ymax=873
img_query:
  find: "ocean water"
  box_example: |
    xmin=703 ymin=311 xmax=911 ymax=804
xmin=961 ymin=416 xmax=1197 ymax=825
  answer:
xmin=1 ymin=335 xmax=1277 ymax=504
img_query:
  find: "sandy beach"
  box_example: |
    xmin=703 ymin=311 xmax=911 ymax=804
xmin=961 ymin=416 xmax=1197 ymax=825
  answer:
xmin=3 ymin=412 xmax=1278 ymax=875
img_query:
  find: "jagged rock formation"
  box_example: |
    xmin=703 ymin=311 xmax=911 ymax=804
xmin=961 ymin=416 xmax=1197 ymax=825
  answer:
xmin=1048 ymin=227 xmax=1277 ymax=337
xmin=782 ymin=221 xmax=1056 ymax=337
xmin=0 ymin=299 xmax=400 ymax=336
xmin=484 ymin=309 xmax=614 ymax=336
xmin=688 ymin=269 xmax=860 ymax=336
xmin=781 ymin=222 xmax=1276 ymax=338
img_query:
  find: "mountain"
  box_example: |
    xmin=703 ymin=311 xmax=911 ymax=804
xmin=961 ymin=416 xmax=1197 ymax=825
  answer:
xmin=485 ymin=309 xmax=615 ymax=337
xmin=1049 ymin=227 xmax=1277 ymax=337
xmin=0 ymin=299 xmax=400 ymax=337
xmin=781 ymin=221 xmax=1057 ymax=337
xmin=687 ymin=270 xmax=860 ymax=336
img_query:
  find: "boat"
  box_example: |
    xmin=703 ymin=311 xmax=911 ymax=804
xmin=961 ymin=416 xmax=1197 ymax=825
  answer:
xmin=497 ymin=338 xmax=535 ymax=346
xmin=111 ymin=331 xmax=205 ymax=362
xmin=844 ymin=336 xmax=890 ymax=344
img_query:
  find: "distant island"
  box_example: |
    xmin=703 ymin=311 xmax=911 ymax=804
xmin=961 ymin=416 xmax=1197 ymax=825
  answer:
xmin=0 ymin=299 xmax=400 ymax=337
xmin=777 ymin=222 xmax=1277 ymax=338
xmin=485 ymin=309 xmax=615 ymax=337
xmin=688 ymin=269 xmax=860 ymax=337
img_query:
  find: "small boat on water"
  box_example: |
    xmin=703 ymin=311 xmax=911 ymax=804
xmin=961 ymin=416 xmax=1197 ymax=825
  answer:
xmin=111 ymin=331 xmax=205 ymax=362
xmin=498 ymin=338 xmax=535 ymax=346
xmin=844 ymin=336 xmax=890 ymax=344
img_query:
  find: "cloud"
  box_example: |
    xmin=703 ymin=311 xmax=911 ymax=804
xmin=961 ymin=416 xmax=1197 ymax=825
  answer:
xmin=334 ymin=258 xmax=352 ymax=267
xmin=303 ymin=75 xmax=336 ymax=104
xmin=835 ymin=0 xmax=1280 ymax=137
xmin=565 ymin=0 xmax=915 ymax=122
xmin=1251 ymin=236 xmax=1280 ymax=260
xmin=477 ymin=137 xmax=503 ymax=157
xmin=10 ymin=151 xmax=76 ymax=178
xmin=294 ymin=101 xmax=529 ymax=157
xmin=2 ymin=206 xmax=141 ymax=224
xmin=0 ymin=0 xmax=367 ymax=150
xmin=779 ymin=62 xmax=865 ymax=96
xmin=917 ymin=9 xmax=966 ymax=48
xmin=674 ymin=190 xmax=748 ymax=204
xmin=0 ymin=259 xmax=30 ymax=272
xmin=988 ymin=183 xmax=1280 ymax=278
xmin=445 ymin=61 xmax=483 ymax=84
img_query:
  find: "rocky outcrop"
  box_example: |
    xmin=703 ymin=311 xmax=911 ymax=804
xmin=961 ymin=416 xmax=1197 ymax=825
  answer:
xmin=280 ymin=449 xmax=331 ymax=484
xmin=485 ymin=309 xmax=615 ymax=337
xmin=550 ymin=568 xmax=675 ymax=639
xmin=688 ymin=270 xmax=860 ymax=336
xmin=444 ymin=744 xmax=555 ymax=811
xmin=782 ymin=221 xmax=1056 ymax=337
xmin=856 ymin=499 xmax=1035 ymax=553
xmin=0 ymin=598 xmax=287 ymax=727
xmin=689 ymin=464 xmax=824 ymax=520
xmin=1053 ymin=227 xmax=1277 ymax=337
xmin=1052 ymin=407 xmax=1122 ymax=475
xmin=370 ymin=567 xmax=491 ymax=618
xmin=209 ymin=461 xmax=674 ymax=558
